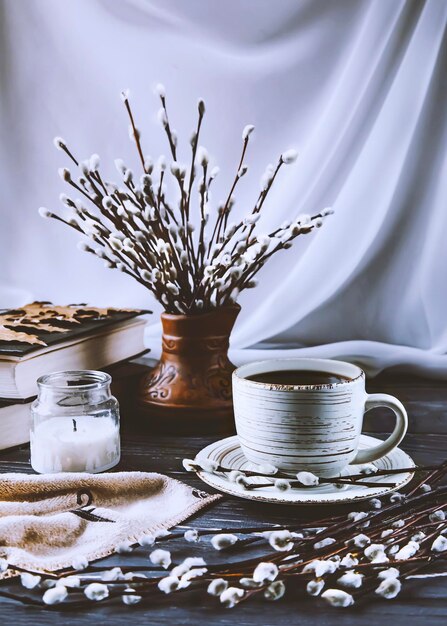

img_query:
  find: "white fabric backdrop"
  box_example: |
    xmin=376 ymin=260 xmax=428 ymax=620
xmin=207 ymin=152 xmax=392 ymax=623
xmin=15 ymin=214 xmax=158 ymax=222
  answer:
xmin=1 ymin=0 xmax=447 ymax=376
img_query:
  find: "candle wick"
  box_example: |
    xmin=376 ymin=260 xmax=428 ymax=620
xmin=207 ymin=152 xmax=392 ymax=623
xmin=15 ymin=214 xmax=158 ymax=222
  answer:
xmin=72 ymin=419 xmax=77 ymax=432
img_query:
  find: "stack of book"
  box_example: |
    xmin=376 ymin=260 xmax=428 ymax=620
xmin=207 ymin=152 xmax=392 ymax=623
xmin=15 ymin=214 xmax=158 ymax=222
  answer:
xmin=0 ymin=302 xmax=149 ymax=450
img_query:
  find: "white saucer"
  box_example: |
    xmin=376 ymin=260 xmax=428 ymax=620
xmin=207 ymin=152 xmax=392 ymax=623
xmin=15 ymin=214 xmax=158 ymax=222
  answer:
xmin=195 ymin=434 xmax=415 ymax=505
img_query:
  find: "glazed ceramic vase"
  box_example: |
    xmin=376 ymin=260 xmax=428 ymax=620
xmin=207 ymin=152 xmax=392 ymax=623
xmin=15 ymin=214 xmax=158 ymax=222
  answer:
xmin=138 ymin=305 xmax=240 ymax=432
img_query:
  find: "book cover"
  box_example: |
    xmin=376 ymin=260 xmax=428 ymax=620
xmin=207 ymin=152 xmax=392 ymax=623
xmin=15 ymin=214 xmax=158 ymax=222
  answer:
xmin=0 ymin=302 xmax=149 ymax=358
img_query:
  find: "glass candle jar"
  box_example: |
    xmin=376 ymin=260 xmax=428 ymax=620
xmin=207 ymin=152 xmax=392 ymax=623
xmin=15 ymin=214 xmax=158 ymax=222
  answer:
xmin=30 ymin=370 xmax=120 ymax=473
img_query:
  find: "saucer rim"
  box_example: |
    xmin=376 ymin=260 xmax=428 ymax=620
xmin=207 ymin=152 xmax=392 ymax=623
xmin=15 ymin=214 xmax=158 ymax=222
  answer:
xmin=196 ymin=434 xmax=415 ymax=506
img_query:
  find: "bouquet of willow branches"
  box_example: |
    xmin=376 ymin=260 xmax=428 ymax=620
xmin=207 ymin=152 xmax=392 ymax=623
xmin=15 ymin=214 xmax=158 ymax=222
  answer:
xmin=2 ymin=461 xmax=446 ymax=610
xmin=39 ymin=85 xmax=332 ymax=314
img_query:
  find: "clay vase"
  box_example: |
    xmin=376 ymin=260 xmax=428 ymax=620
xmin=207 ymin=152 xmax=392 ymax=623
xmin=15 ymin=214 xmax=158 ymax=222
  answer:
xmin=137 ymin=304 xmax=240 ymax=433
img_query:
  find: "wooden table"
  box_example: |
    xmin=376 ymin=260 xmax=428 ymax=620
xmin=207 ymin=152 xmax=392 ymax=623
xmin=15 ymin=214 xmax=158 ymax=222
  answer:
xmin=0 ymin=374 xmax=446 ymax=625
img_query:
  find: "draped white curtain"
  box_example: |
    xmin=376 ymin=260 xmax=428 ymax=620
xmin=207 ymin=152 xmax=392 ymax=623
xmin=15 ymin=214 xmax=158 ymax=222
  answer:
xmin=1 ymin=0 xmax=446 ymax=376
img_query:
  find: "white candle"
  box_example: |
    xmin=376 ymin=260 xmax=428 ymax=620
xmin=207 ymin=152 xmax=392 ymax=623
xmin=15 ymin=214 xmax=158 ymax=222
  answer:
xmin=30 ymin=415 xmax=120 ymax=473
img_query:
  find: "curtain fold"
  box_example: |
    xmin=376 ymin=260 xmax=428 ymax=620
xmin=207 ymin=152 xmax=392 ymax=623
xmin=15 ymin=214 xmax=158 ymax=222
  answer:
xmin=0 ymin=0 xmax=446 ymax=376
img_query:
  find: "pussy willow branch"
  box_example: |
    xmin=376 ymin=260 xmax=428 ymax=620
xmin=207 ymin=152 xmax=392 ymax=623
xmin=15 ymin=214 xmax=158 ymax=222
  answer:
xmin=3 ymin=470 xmax=446 ymax=610
xmin=209 ymin=134 xmax=249 ymax=250
xmin=186 ymin=103 xmax=205 ymax=220
xmin=158 ymin=93 xmax=177 ymax=161
xmin=122 ymin=95 xmax=146 ymax=173
xmin=44 ymin=89 xmax=333 ymax=315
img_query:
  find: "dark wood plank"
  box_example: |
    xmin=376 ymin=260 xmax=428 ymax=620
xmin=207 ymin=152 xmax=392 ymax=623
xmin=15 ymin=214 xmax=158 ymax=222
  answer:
xmin=0 ymin=374 xmax=446 ymax=625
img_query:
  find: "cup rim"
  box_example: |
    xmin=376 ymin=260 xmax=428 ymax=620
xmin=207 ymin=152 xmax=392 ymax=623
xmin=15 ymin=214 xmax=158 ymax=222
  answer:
xmin=232 ymin=358 xmax=364 ymax=390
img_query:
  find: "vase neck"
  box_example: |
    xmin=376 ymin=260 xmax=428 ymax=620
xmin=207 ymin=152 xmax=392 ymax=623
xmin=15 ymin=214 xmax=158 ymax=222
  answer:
xmin=160 ymin=306 xmax=239 ymax=355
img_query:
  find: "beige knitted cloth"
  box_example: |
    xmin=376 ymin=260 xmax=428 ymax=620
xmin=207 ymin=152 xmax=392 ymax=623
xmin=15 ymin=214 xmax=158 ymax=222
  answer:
xmin=0 ymin=472 xmax=220 ymax=578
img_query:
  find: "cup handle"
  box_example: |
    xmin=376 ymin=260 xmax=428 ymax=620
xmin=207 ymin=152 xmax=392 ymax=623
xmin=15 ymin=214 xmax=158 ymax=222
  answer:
xmin=351 ymin=393 xmax=408 ymax=465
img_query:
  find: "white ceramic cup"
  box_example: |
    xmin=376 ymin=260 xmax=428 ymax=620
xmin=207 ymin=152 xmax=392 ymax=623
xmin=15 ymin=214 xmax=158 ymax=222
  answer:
xmin=232 ymin=358 xmax=408 ymax=477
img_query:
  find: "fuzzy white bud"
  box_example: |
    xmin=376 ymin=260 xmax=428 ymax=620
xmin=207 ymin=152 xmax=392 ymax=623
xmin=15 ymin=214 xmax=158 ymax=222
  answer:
xmin=122 ymin=593 xmax=142 ymax=605
xmin=252 ymin=562 xmax=278 ymax=584
xmin=98 ymin=568 xmax=123 ymax=584
xmin=123 ymin=169 xmax=133 ymax=184
xmin=207 ymin=578 xmax=228 ymax=596
xmin=53 ymin=136 xmax=66 ymax=150
xmin=109 ymin=237 xmax=123 ymax=252
xmin=243 ymin=213 xmax=260 ymax=226
xmin=303 ymin=559 xmax=338 ymax=578
xmin=227 ymin=470 xmax=243 ymax=482
xmin=154 ymin=82 xmax=166 ymax=97
xmin=157 ymin=107 xmax=168 ymax=126
xmin=102 ymin=196 xmax=114 ymax=210
xmin=139 ymin=269 xmax=151 ymax=282
xmin=375 ymin=577 xmax=401 ymax=599
xmin=260 ymin=164 xmax=275 ymax=191
xmin=348 ymin=533 xmax=371 ymax=548
xmin=274 ymin=479 xmax=291 ymax=492
xmin=59 ymin=193 xmax=72 ymax=206
xmin=166 ymin=282 xmax=179 ymax=295
xmin=149 ymin=549 xmax=171 ymax=569
xmin=321 ymin=207 xmax=334 ymax=216
xmin=431 ymin=535 xmax=447 ymax=552
xmin=21 ymin=573 xmax=41 ymax=589
xmin=340 ymin=553 xmax=359 ymax=568
xmin=142 ymin=159 xmax=153 ymax=176
xmin=321 ymin=588 xmax=354 ymax=608
xmin=364 ymin=544 xmax=386 ymax=560
xmin=429 ymin=510 xmax=445 ymax=522
xmin=157 ymin=576 xmax=180 ymax=593
xmin=84 ymin=582 xmax=109 ymax=601
xmin=184 ymin=529 xmax=199 ymax=543
xmin=197 ymin=146 xmax=209 ymax=166
xmin=242 ymin=124 xmax=255 ymax=140
xmin=80 ymin=160 xmax=90 ymax=177
xmin=219 ymin=586 xmax=244 ymax=608
xmin=369 ymin=498 xmax=382 ymax=510
xmin=296 ymin=471 xmax=319 ymax=486
xmin=337 ymin=571 xmax=363 ymax=589
xmin=394 ymin=541 xmax=420 ymax=561
xmin=392 ymin=519 xmax=405 ymax=529
xmin=378 ymin=567 xmax=400 ymax=580
xmin=196 ymin=457 xmax=219 ymax=473
xmin=170 ymin=161 xmax=181 ymax=177
xmin=71 ymin=555 xmax=89 ymax=570
xmin=268 ymin=530 xmax=294 ymax=552
xmin=43 ymin=585 xmax=68 ymax=605
xmin=281 ymin=149 xmax=298 ymax=164
xmin=314 ymin=537 xmax=336 ymax=550
xmin=114 ymin=159 xmax=126 ymax=175
xmin=307 ymin=579 xmax=325 ymax=596
xmin=211 ymin=533 xmax=238 ymax=550
xmin=264 ymin=580 xmax=286 ymax=602
xmin=182 ymin=459 xmax=199 ymax=473
xmin=58 ymin=167 xmax=71 ymax=182
xmin=38 ymin=207 xmax=52 ymax=218
xmin=157 ymin=155 xmax=167 ymax=171
xmin=89 ymin=154 xmax=100 ymax=171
